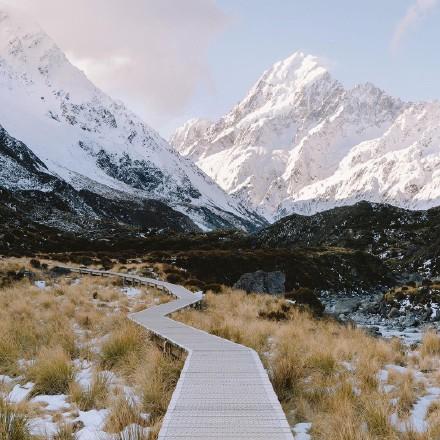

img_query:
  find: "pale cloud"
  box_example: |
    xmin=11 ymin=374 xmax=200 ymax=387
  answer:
xmin=3 ymin=0 xmax=228 ymax=128
xmin=391 ymin=0 xmax=438 ymax=53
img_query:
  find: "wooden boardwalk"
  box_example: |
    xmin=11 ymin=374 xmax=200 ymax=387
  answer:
xmin=69 ymin=267 xmax=294 ymax=440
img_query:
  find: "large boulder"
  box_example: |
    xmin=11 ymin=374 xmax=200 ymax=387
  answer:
xmin=233 ymin=270 xmax=285 ymax=295
xmin=333 ymin=298 xmax=361 ymax=315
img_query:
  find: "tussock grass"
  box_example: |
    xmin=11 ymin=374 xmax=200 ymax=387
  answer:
xmin=0 ymin=397 xmax=31 ymax=440
xmin=135 ymin=348 xmax=183 ymax=422
xmin=176 ymin=288 xmax=417 ymax=439
xmin=28 ymin=346 xmax=74 ymax=395
xmin=420 ymin=330 xmax=440 ymax=357
xmin=104 ymin=396 xmax=146 ymax=433
xmin=0 ymin=258 xmax=180 ymax=438
xmin=52 ymin=423 xmax=75 ymax=440
xmin=69 ymin=373 xmax=109 ymax=411
xmin=100 ymin=322 xmax=145 ymax=369
xmin=115 ymin=424 xmax=150 ymax=440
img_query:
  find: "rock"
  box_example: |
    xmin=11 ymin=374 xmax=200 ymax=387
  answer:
xmin=388 ymin=307 xmax=400 ymax=318
xmin=364 ymin=326 xmax=381 ymax=337
xmin=333 ymin=298 xmax=361 ymax=315
xmin=402 ymin=314 xmax=419 ymax=328
xmin=233 ymin=270 xmax=285 ymax=295
xmin=419 ymin=307 xmax=432 ymax=322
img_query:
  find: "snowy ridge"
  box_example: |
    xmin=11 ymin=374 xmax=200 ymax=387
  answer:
xmin=0 ymin=3 xmax=263 ymax=231
xmin=171 ymin=51 xmax=440 ymax=221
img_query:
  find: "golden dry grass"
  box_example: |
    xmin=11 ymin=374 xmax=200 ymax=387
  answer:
xmin=420 ymin=331 xmax=440 ymax=358
xmin=0 ymin=258 xmax=182 ymax=438
xmin=69 ymin=373 xmax=109 ymax=411
xmin=0 ymin=397 xmax=31 ymax=440
xmin=175 ymin=288 xmax=439 ymax=439
xmin=2 ymin=258 xmax=440 ymax=439
xmin=27 ymin=346 xmax=74 ymax=395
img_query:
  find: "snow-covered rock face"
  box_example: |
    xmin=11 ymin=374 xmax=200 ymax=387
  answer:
xmin=171 ymin=51 xmax=440 ymax=221
xmin=0 ymin=4 xmax=262 ymax=231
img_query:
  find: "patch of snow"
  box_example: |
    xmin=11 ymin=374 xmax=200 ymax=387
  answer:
xmin=31 ymin=394 xmax=70 ymax=411
xmin=74 ymin=359 xmax=94 ymax=388
xmin=8 ymin=382 xmax=34 ymax=403
xmin=410 ymin=387 xmax=440 ymax=432
xmin=29 ymin=416 xmax=58 ymax=437
xmin=292 ymin=422 xmax=312 ymax=439
xmin=0 ymin=374 xmax=14 ymax=384
xmin=75 ymin=409 xmax=109 ymax=440
xmin=121 ymin=287 xmax=141 ymax=297
xmin=392 ymin=387 xmax=440 ymax=433
xmin=374 ymin=325 xmax=423 ymax=344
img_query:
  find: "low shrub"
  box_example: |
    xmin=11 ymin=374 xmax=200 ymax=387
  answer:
xmin=285 ymin=287 xmax=325 ymax=316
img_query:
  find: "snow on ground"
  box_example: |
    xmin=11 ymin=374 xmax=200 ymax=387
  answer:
xmin=75 ymin=409 xmax=109 ymax=440
xmin=408 ymin=387 xmax=440 ymax=432
xmin=31 ymin=394 xmax=70 ymax=411
xmin=292 ymin=422 xmax=312 ymax=439
xmin=29 ymin=416 xmax=59 ymax=437
xmin=8 ymin=382 xmax=34 ymax=403
xmin=121 ymin=287 xmax=141 ymax=297
xmin=364 ymin=324 xmax=423 ymax=344
xmin=0 ymin=374 xmax=14 ymax=384
xmin=74 ymin=359 xmax=94 ymax=388
xmin=377 ymin=361 xmax=440 ymax=433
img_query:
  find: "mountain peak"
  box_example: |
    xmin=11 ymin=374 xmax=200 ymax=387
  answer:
xmin=0 ymin=6 xmax=263 ymax=232
xmin=261 ymin=51 xmax=328 ymax=88
xmin=0 ymin=3 xmax=45 ymax=45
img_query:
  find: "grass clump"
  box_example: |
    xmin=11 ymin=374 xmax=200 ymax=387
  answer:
xmin=0 ymin=397 xmax=31 ymax=440
xmin=69 ymin=373 xmax=109 ymax=411
xmin=52 ymin=423 xmax=75 ymax=440
xmin=28 ymin=346 xmax=74 ymax=395
xmin=100 ymin=321 xmax=144 ymax=369
xmin=137 ymin=348 xmax=183 ymax=421
xmin=176 ymin=289 xmax=408 ymax=439
xmin=420 ymin=330 xmax=440 ymax=357
xmin=105 ymin=396 xmax=146 ymax=434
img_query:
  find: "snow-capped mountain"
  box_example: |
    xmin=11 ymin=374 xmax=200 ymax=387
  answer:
xmin=171 ymin=51 xmax=440 ymax=221
xmin=0 ymin=4 xmax=264 ymax=233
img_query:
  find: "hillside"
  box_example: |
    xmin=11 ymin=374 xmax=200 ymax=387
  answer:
xmin=255 ymin=201 xmax=440 ymax=277
xmin=0 ymin=4 xmax=264 ymax=233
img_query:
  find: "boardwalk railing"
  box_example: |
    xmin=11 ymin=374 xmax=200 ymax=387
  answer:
xmin=67 ymin=266 xmax=294 ymax=439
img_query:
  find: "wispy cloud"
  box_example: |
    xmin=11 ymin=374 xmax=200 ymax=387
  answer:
xmin=391 ymin=0 xmax=438 ymax=53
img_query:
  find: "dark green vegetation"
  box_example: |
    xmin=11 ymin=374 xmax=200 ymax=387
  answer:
xmin=2 ymin=200 xmax=439 ymax=295
xmin=255 ymin=201 xmax=440 ymax=278
xmin=148 ymin=248 xmax=392 ymax=293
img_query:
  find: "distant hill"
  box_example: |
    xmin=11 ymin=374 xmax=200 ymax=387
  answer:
xmin=254 ymin=201 xmax=440 ymax=277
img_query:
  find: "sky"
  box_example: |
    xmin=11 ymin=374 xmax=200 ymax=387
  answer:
xmin=4 ymin=0 xmax=440 ymax=137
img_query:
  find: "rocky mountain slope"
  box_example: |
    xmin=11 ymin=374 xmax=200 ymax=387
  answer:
xmin=0 ymin=4 xmax=264 ymax=233
xmin=254 ymin=201 xmax=440 ymax=278
xmin=171 ymin=52 xmax=440 ymax=221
